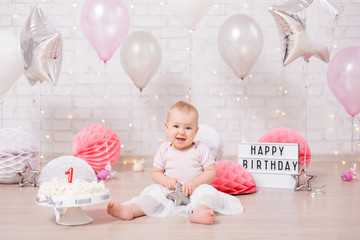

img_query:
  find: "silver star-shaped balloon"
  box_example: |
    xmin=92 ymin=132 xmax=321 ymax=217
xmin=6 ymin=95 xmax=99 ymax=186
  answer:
xmin=291 ymin=165 xmax=316 ymax=191
xmin=268 ymin=0 xmax=338 ymax=66
xmin=20 ymin=5 xmax=62 ymax=86
xmin=14 ymin=161 xmax=40 ymax=187
xmin=166 ymin=183 xmax=190 ymax=206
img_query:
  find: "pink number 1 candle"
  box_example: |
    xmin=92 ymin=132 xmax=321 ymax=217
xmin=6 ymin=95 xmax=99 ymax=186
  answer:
xmin=65 ymin=167 xmax=73 ymax=183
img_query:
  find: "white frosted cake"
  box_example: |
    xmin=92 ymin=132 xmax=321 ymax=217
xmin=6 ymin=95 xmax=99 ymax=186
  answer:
xmin=36 ymin=178 xmax=110 ymax=207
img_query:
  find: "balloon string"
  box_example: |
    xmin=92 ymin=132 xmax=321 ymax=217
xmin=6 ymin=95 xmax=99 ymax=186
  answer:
xmin=351 ymin=117 xmax=354 ymax=154
xmin=303 ymin=62 xmax=309 ymax=170
xmin=33 ymin=93 xmax=44 ymax=169
xmin=102 ymin=63 xmax=110 ymax=165
xmin=0 ymin=94 xmax=3 ymax=129
xmin=188 ymin=30 xmax=193 ymax=102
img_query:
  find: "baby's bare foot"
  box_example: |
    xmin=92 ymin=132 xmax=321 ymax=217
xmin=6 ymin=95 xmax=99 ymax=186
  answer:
xmin=107 ymin=202 xmax=134 ymax=220
xmin=189 ymin=205 xmax=215 ymax=225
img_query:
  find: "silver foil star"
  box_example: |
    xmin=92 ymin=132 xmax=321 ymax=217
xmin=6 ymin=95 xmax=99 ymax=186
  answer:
xmin=14 ymin=161 xmax=40 ymax=187
xmin=291 ymin=165 xmax=316 ymax=191
xmin=166 ymin=183 xmax=190 ymax=206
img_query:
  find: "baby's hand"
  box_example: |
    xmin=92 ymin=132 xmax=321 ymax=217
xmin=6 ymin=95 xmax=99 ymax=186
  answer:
xmin=182 ymin=180 xmax=198 ymax=196
xmin=165 ymin=177 xmax=178 ymax=190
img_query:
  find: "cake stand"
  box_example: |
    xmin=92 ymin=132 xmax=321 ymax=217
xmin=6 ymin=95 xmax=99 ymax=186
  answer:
xmin=36 ymin=189 xmax=111 ymax=226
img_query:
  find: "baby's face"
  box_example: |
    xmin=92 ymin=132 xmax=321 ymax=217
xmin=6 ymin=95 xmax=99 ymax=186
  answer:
xmin=165 ymin=109 xmax=198 ymax=150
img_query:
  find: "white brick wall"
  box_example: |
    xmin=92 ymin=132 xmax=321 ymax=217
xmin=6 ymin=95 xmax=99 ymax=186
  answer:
xmin=1 ymin=0 xmax=359 ymax=163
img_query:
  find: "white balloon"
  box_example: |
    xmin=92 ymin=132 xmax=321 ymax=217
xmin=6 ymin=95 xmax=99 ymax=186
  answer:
xmin=218 ymin=14 xmax=263 ymax=80
xmin=0 ymin=30 xmax=22 ymax=95
xmin=168 ymin=0 xmax=212 ymax=30
xmin=120 ymin=31 xmax=161 ymax=91
xmin=194 ymin=124 xmax=223 ymax=161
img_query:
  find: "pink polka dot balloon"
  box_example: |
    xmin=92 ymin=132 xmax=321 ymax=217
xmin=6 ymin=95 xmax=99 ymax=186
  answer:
xmin=210 ymin=160 xmax=257 ymax=194
xmin=72 ymin=125 xmax=121 ymax=172
xmin=258 ymin=128 xmax=311 ymax=169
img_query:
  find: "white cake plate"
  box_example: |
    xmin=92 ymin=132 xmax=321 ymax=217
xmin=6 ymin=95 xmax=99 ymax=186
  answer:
xmin=57 ymin=206 xmax=93 ymax=226
xmin=36 ymin=190 xmax=110 ymax=226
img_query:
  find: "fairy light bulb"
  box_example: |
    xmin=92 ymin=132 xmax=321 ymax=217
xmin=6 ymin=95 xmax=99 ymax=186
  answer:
xmin=68 ymin=114 xmax=73 ymax=119
xmin=334 ymin=150 xmax=339 ymax=155
xmin=72 ymin=3 xmax=77 ymax=8
xmin=342 ymin=161 xmax=346 ymax=165
xmin=13 ymin=13 xmax=19 ymax=19
xmin=219 ymin=92 xmax=223 ymax=97
xmin=102 ymin=119 xmax=106 ymax=123
xmin=128 ymin=123 xmax=133 ymax=127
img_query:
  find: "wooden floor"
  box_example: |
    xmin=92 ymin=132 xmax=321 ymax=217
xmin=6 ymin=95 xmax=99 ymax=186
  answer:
xmin=1 ymin=160 xmax=360 ymax=240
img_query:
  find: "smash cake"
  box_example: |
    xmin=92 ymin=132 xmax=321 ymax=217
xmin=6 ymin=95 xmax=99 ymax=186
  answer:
xmin=36 ymin=178 xmax=110 ymax=208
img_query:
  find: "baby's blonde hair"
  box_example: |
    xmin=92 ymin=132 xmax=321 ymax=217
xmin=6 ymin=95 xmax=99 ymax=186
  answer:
xmin=167 ymin=101 xmax=199 ymax=126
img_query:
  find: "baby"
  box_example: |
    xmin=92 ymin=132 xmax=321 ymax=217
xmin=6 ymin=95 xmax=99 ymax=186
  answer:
xmin=107 ymin=101 xmax=243 ymax=224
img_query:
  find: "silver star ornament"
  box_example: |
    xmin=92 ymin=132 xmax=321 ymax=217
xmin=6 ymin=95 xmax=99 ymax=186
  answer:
xmin=268 ymin=0 xmax=338 ymax=66
xmin=291 ymin=165 xmax=316 ymax=191
xmin=166 ymin=183 xmax=190 ymax=206
xmin=20 ymin=5 xmax=62 ymax=86
xmin=14 ymin=161 xmax=40 ymax=187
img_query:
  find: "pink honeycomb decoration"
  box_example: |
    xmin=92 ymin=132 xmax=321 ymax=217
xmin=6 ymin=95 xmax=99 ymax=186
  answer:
xmin=72 ymin=125 xmax=121 ymax=172
xmin=258 ymin=127 xmax=311 ymax=169
xmin=210 ymin=160 xmax=257 ymax=194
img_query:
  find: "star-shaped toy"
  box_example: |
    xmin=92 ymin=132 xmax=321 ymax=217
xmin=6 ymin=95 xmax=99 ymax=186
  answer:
xmin=166 ymin=183 xmax=190 ymax=206
xmin=291 ymin=165 xmax=316 ymax=191
xmin=14 ymin=162 xmax=40 ymax=187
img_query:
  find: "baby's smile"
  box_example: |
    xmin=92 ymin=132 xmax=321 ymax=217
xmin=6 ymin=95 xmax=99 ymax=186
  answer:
xmin=176 ymin=137 xmax=186 ymax=143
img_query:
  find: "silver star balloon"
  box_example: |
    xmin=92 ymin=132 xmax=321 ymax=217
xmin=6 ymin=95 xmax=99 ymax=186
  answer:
xmin=20 ymin=5 xmax=62 ymax=86
xmin=14 ymin=161 xmax=40 ymax=187
xmin=291 ymin=165 xmax=316 ymax=191
xmin=268 ymin=0 xmax=338 ymax=66
xmin=166 ymin=183 xmax=190 ymax=206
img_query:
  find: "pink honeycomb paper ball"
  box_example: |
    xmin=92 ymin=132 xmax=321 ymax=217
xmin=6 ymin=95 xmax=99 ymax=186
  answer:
xmin=258 ymin=128 xmax=311 ymax=169
xmin=72 ymin=125 xmax=121 ymax=172
xmin=210 ymin=160 xmax=257 ymax=194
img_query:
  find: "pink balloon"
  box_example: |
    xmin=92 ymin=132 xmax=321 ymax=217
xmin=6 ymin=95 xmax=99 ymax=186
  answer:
xmin=327 ymin=46 xmax=360 ymax=117
xmin=80 ymin=0 xmax=130 ymax=63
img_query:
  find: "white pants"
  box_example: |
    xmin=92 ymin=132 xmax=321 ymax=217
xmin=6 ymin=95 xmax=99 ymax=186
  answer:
xmin=123 ymin=184 xmax=244 ymax=218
